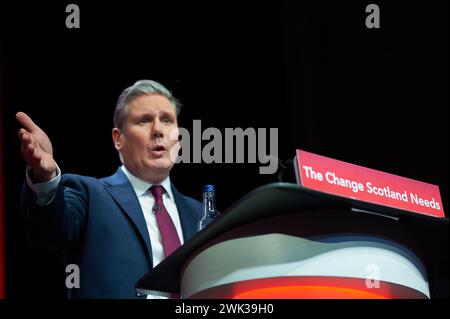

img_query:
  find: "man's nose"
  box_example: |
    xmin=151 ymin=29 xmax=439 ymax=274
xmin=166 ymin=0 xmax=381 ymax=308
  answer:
xmin=151 ymin=119 xmax=164 ymax=139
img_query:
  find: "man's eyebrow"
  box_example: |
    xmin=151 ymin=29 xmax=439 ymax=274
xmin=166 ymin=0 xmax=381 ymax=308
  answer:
xmin=159 ymin=110 xmax=176 ymax=117
xmin=136 ymin=112 xmax=153 ymax=118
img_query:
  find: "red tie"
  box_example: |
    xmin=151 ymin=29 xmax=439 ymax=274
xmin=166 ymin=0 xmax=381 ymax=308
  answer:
xmin=150 ymin=185 xmax=181 ymax=258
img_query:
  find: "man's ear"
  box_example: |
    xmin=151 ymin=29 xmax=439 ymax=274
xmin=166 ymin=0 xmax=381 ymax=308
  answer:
xmin=112 ymin=128 xmax=122 ymax=151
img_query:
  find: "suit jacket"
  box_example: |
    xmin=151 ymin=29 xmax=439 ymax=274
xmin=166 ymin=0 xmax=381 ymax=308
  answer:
xmin=21 ymin=168 xmax=202 ymax=298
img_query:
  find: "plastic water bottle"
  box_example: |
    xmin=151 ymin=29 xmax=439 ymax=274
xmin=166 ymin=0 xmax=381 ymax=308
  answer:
xmin=198 ymin=185 xmax=219 ymax=231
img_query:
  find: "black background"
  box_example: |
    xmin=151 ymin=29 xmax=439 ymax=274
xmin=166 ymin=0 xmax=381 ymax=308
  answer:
xmin=0 ymin=1 xmax=448 ymax=299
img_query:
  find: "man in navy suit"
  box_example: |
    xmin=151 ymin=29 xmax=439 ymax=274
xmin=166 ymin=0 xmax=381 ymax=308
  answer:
xmin=16 ymin=80 xmax=202 ymax=298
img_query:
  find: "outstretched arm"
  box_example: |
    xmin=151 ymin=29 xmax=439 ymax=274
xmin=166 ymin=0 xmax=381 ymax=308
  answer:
xmin=17 ymin=112 xmax=86 ymax=249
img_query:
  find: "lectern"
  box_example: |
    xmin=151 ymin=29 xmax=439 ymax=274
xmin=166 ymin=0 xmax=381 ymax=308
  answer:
xmin=136 ymin=183 xmax=448 ymax=299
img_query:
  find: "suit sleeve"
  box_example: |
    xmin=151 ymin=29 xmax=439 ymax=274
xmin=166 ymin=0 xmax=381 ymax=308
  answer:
xmin=20 ymin=174 xmax=89 ymax=252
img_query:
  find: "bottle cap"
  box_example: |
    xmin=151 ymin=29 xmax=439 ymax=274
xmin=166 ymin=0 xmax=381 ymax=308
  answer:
xmin=203 ymin=184 xmax=215 ymax=193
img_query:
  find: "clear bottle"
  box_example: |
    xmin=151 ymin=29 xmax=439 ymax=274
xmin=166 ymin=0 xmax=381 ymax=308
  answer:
xmin=198 ymin=184 xmax=219 ymax=231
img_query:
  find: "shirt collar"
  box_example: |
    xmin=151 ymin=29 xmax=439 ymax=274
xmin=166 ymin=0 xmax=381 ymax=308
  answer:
xmin=120 ymin=165 xmax=174 ymax=200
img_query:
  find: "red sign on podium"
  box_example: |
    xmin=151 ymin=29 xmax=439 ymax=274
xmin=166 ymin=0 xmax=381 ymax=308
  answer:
xmin=294 ymin=149 xmax=445 ymax=218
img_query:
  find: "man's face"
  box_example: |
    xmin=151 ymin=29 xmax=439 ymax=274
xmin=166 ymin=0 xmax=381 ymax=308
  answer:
xmin=112 ymin=93 xmax=179 ymax=184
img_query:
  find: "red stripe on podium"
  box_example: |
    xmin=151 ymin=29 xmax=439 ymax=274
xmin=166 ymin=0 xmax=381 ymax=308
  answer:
xmin=189 ymin=276 xmax=428 ymax=299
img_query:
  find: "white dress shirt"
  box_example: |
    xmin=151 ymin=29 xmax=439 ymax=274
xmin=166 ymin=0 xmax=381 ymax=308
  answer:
xmin=26 ymin=165 xmax=184 ymax=299
xmin=120 ymin=166 xmax=184 ymax=266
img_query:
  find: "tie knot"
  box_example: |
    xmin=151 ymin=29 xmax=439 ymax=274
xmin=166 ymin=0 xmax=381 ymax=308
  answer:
xmin=150 ymin=185 xmax=165 ymax=200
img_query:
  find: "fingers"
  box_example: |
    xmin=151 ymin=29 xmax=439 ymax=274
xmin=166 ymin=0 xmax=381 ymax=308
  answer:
xmin=20 ymin=135 xmax=50 ymax=172
xmin=21 ymin=137 xmax=35 ymax=161
xmin=18 ymin=128 xmax=28 ymax=141
xmin=16 ymin=112 xmax=39 ymax=133
xmin=18 ymin=129 xmax=34 ymax=147
xmin=19 ymin=129 xmax=39 ymax=164
xmin=23 ymin=143 xmax=43 ymax=168
xmin=18 ymin=126 xmax=39 ymax=156
xmin=29 ymin=148 xmax=42 ymax=168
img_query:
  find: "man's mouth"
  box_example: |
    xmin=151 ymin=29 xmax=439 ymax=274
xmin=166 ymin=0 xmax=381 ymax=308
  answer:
xmin=152 ymin=145 xmax=166 ymax=151
xmin=150 ymin=144 xmax=168 ymax=156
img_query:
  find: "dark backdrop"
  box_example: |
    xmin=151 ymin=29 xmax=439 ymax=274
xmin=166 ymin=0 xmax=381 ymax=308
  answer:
xmin=1 ymin=1 xmax=448 ymax=298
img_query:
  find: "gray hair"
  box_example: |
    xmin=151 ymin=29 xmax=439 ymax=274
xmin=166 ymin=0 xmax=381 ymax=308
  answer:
xmin=114 ymin=80 xmax=182 ymax=130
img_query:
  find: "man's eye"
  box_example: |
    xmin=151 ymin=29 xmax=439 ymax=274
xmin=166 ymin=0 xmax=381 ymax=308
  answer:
xmin=139 ymin=118 xmax=150 ymax=124
xmin=162 ymin=117 xmax=172 ymax=123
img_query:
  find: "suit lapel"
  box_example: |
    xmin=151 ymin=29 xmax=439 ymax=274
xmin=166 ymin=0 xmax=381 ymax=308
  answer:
xmin=102 ymin=169 xmax=153 ymax=267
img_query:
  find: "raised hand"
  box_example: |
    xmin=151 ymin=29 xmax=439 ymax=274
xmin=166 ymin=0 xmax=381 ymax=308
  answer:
xmin=16 ymin=112 xmax=57 ymax=182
